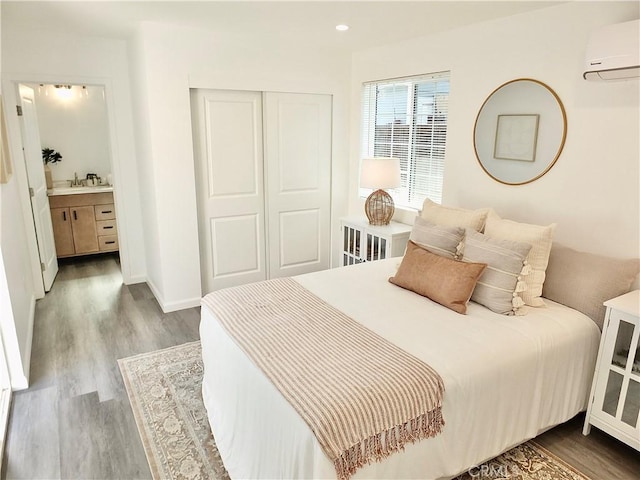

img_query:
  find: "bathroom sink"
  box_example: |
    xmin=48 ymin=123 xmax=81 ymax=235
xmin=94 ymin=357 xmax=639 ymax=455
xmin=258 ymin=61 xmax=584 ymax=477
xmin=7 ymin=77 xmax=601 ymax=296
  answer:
xmin=48 ymin=185 xmax=114 ymax=196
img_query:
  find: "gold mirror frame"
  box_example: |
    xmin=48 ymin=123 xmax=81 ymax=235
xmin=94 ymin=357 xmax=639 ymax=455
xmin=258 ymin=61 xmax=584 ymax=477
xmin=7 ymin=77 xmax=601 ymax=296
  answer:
xmin=473 ymin=78 xmax=567 ymax=186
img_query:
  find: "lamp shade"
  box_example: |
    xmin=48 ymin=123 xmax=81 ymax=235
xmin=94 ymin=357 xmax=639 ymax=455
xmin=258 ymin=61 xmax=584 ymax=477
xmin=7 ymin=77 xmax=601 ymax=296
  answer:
xmin=360 ymin=157 xmax=401 ymax=190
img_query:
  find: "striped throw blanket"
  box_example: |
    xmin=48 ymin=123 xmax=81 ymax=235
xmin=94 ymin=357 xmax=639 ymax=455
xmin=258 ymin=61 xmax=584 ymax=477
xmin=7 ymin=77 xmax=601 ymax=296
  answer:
xmin=202 ymin=277 xmax=445 ymax=479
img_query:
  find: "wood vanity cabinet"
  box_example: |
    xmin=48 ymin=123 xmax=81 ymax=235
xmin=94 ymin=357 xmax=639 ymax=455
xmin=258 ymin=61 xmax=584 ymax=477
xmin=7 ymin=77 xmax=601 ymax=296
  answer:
xmin=50 ymin=205 xmax=97 ymax=255
xmin=49 ymin=192 xmax=119 ymax=258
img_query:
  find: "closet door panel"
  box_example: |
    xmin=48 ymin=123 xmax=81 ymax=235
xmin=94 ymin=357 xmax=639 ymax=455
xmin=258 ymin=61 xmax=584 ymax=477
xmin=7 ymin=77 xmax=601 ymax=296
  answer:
xmin=210 ymin=214 xmax=262 ymax=277
xmin=264 ymin=92 xmax=332 ymax=278
xmin=206 ymin=100 xmax=259 ymax=197
xmin=279 ymin=209 xmax=320 ymax=268
xmin=191 ymin=89 xmax=267 ymax=293
xmin=278 ymin=103 xmax=321 ymax=192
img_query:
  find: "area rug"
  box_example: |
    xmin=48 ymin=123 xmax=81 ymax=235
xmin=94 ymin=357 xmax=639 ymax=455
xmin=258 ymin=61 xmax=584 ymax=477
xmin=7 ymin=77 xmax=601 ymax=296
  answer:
xmin=119 ymin=341 xmax=591 ymax=480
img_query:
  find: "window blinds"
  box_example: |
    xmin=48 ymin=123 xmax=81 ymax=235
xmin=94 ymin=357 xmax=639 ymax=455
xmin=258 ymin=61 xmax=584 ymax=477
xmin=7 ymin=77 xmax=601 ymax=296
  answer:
xmin=361 ymin=72 xmax=450 ymax=209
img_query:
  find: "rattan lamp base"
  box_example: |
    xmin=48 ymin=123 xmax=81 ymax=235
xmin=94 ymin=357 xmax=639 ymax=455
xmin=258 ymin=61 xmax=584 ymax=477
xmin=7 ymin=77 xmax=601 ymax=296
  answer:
xmin=364 ymin=189 xmax=395 ymax=225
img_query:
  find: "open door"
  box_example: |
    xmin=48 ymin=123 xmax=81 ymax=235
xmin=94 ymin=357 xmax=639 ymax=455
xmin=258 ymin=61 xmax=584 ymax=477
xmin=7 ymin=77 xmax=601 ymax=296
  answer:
xmin=17 ymin=85 xmax=58 ymax=291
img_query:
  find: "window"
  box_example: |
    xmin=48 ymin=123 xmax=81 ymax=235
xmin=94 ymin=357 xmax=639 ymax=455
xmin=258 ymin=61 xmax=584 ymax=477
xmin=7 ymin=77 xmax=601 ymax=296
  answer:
xmin=361 ymin=72 xmax=450 ymax=209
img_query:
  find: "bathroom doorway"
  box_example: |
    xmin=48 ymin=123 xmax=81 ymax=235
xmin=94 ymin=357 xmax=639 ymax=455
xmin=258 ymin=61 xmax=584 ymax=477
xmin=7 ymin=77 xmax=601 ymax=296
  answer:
xmin=34 ymin=84 xmax=113 ymax=191
xmin=21 ymin=82 xmax=121 ymax=289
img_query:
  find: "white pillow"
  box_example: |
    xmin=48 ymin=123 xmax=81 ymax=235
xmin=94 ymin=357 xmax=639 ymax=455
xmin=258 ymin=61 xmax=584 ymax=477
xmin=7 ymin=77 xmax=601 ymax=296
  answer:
xmin=420 ymin=199 xmax=490 ymax=232
xmin=483 ymin=211 xmax=556 ymax=307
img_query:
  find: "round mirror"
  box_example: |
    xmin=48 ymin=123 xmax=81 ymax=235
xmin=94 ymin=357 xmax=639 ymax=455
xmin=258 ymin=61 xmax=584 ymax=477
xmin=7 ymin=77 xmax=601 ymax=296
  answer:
xmin=473 ymin=78 xmax=567 ymax=185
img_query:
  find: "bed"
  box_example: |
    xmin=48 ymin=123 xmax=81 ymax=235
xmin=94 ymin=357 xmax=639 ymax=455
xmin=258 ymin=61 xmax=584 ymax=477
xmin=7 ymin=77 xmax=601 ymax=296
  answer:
xmin=199 ymin=257 xmax=601 ymax=480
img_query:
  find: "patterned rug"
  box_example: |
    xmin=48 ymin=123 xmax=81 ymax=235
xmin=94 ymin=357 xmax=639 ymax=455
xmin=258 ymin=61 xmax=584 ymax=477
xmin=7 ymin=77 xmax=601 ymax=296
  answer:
xmin=119 ymin=341 xmax=591 ymax=480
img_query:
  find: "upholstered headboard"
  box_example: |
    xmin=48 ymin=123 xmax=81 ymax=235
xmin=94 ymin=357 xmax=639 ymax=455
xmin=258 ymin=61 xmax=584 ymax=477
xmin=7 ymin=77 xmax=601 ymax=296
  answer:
xmin=542 ymin=243 xmax=640 ymax=330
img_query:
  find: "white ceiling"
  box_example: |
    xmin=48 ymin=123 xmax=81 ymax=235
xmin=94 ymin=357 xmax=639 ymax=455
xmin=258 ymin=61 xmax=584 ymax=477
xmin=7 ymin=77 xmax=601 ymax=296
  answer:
xmin=2 ymin=1 xmax=563 ymax=51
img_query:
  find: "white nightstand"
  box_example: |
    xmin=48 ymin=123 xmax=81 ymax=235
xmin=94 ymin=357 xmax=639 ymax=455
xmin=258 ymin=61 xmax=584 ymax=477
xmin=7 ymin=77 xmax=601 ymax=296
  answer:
xmin=340 ymin=216 xmax=411 ymax=267
xmin=583 ymin=290 xmax=640 ymax=451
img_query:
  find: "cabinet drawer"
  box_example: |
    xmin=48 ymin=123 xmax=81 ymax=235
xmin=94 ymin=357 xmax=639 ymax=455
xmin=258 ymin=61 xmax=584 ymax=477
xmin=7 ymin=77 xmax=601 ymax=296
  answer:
xmin=95 ymin=204 xmax=116 ymax=221
xmin=96 ymin=219 xmax=118 ymax=236
xmin=98 ymin=235 xmax=119 ymax=251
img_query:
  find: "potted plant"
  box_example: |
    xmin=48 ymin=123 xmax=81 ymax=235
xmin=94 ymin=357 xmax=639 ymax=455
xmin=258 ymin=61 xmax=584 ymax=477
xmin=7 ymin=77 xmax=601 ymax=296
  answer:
xmin=42 ymin=147 xmax=62 ymax=189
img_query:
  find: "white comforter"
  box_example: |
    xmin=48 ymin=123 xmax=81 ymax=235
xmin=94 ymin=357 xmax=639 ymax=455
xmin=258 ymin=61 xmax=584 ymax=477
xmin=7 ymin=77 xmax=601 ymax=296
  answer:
xmin=200 ymin=259 xmax=600 ymax=479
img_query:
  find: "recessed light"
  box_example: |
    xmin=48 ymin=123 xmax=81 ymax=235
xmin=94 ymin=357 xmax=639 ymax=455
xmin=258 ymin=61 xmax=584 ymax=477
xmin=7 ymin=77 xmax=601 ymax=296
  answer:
xmin=335 ymin=24 xmax=349 ymax=32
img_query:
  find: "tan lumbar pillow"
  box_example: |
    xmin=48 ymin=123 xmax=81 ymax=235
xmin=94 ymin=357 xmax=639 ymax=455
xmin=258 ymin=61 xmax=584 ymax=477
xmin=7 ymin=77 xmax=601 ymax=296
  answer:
xmin=389 ymin=241 xmax=487 ymax=314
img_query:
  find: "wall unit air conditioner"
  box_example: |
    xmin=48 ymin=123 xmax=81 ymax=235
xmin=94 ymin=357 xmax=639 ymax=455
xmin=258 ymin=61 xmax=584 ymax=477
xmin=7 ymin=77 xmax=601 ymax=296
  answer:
xmin=583 ymin=19 xmax=640 ymax=81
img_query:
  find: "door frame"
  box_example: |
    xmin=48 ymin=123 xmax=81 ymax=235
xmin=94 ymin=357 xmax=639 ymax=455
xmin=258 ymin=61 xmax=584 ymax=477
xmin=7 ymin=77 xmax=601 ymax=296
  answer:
xmin=1 ymin=74 xmax=133 ymax=295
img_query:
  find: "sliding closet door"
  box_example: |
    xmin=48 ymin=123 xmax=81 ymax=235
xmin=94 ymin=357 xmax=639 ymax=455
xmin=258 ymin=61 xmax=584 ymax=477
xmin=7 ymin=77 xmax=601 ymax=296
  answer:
xmin=263 ymin=92 xmax=332 ymax=278
xmin=191 ymin=89 xmax=267 ymax=293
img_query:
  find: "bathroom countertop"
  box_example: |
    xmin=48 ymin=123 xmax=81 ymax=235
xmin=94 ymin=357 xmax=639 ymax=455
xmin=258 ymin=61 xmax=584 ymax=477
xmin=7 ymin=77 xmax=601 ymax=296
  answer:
xmin=48 ymin=186 xmax=114 ymax=196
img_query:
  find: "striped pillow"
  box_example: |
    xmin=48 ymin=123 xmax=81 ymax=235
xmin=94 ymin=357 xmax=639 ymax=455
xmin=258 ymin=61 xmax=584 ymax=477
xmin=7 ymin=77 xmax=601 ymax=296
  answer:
xmin=483 ymin=212 xmax=556 ymax=307
xmin=410 ymin=216 xmax=464 ymax=259
xmin=462 ymin=229 xmax=532 ymax=315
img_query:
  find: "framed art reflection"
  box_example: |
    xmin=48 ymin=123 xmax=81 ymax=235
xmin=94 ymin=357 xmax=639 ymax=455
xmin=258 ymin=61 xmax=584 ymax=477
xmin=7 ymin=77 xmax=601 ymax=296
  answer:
xmin=494 ymin=114 xmax=539 ymax=162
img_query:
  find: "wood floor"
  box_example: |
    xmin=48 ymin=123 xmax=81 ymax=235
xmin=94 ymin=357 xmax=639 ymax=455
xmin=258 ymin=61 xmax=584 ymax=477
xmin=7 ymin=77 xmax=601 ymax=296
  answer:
xmin=2 ymin=254 xmax=200 ymax=479
xmin=2 ymin=253 xmax=639 ymax=479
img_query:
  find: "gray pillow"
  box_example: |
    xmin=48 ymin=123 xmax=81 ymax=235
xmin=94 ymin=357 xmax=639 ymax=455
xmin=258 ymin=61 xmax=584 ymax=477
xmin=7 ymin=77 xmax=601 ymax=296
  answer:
xmin=542 ymin=243 xmax=640 ymax=329
xmin=462 ymin=229 xmax=532 ymax=315
xmin=409 ymin=216 xmax=464 ymax=259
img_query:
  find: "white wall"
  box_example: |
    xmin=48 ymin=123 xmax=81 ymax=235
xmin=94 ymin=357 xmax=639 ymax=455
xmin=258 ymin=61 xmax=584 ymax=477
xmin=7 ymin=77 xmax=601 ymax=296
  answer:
xmin=129 ymin=22 xmax=351 ymax=311
xmin=349 ymin=2 xmax=640 ymax=260
xmin=34 ymin=85 xmax=112 ymax=185
xmin=128 ymin=28 xmax=164 ymax=306
xmin=1 ymin=28 xmax=147 ymax=284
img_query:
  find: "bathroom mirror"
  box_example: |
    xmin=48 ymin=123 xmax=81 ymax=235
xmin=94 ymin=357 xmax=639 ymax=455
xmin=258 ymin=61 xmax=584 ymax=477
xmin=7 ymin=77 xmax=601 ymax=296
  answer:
xmin=473 ymin=78 xmax=567 ymax=185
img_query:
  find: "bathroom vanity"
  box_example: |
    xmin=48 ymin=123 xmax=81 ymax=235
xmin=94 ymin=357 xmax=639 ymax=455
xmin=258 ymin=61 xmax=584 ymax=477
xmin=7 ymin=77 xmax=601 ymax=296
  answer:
xmin=48 ymin=187 xmax=119 ymax=258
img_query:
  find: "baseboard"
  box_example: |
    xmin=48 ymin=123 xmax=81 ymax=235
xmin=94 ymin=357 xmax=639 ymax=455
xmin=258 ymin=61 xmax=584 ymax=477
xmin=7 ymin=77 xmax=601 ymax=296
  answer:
xmin=146 ymin=278 xmax=200 ymax=314
xmin=124 ymin=274 xmax=147 ymax=286
xmin=145 ymin=277 xmax=164 ymax=310
xmin=159 ymin=296 xmax=202 ymax=313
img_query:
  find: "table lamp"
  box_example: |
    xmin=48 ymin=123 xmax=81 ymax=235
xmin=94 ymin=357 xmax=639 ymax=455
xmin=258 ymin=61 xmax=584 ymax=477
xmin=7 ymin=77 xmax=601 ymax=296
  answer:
xmin=360 ymin=157 xmax=401 ymax=225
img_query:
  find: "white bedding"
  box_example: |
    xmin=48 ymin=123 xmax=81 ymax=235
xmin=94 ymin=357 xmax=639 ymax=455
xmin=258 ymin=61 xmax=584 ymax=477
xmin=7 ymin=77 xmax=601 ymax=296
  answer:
xmin=200 ymin=259 xmax=600 ymax=479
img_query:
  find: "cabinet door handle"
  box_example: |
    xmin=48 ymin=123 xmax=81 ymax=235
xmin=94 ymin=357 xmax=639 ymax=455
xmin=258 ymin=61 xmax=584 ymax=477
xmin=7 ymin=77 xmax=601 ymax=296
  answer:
xmin=103 ymin=226 xmax=114 ymax=229
xmin=73 ymin=210 xmax=77 ymax=221
xmin=63 ymin=211 xmax=66 ymax=221
xmin=105 ymin=241 xmax=116 ymax=245
xmin=101 ymin=210 xmax=112 ymax=214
